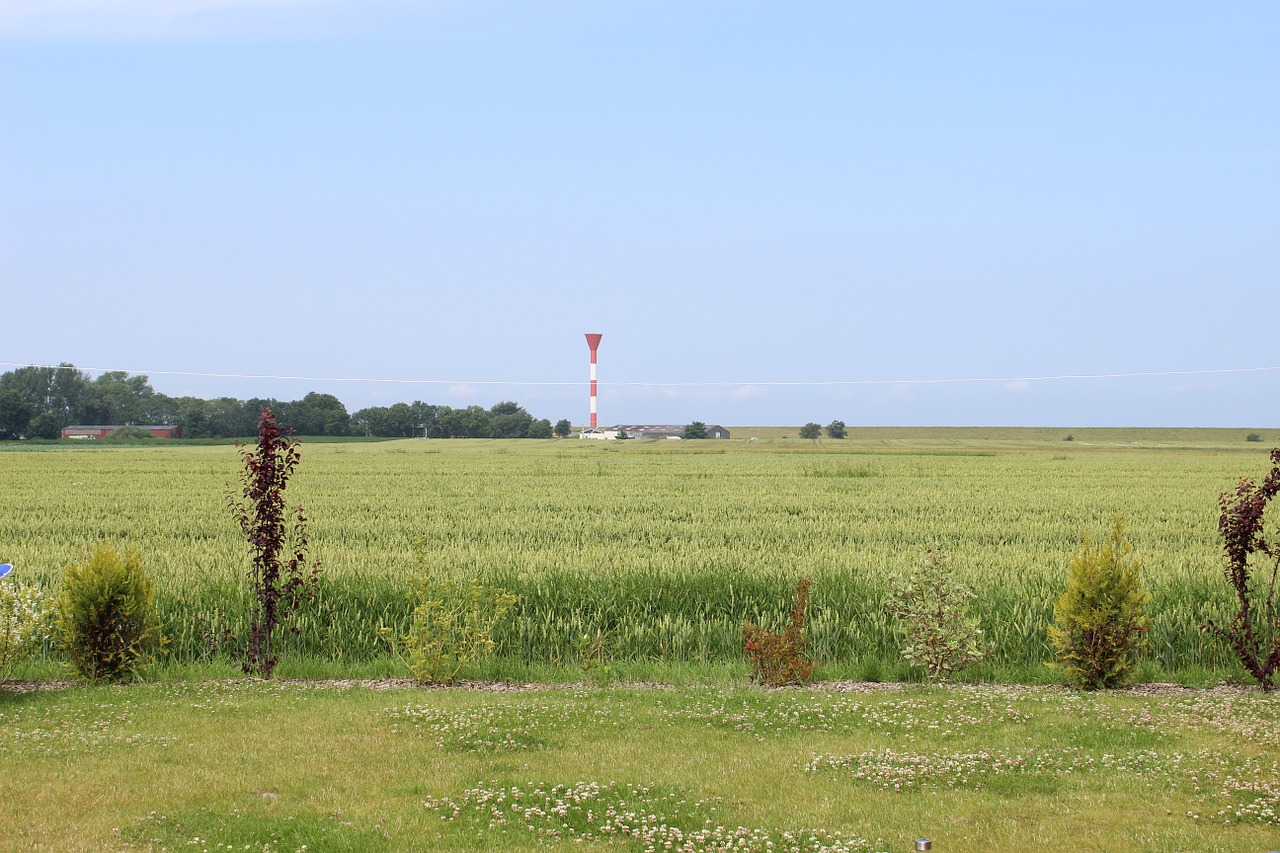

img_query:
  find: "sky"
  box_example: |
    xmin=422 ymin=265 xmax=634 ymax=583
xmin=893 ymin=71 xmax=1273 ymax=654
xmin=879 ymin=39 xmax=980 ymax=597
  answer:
xmin=2 ymin=1 xmax=1277 ymax=428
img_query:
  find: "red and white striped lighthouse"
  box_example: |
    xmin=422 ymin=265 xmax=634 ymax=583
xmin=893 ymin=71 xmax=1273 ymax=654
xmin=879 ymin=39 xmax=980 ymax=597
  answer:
xmin=585 ymin=333 xmax=602 ymax=428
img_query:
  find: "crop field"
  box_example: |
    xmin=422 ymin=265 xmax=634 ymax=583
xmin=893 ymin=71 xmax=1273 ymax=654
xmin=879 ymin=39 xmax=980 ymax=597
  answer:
xmin=1 ymin=428 xmax=1275 ymax=679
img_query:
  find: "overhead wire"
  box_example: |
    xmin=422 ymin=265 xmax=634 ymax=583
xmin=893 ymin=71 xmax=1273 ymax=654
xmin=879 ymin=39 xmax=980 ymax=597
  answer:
xmin=1 ymin=362 xmax=1277 ymax=388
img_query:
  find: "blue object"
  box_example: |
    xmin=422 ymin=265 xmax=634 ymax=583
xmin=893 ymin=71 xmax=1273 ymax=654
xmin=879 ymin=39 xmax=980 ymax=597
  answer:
xmin=0 ymin=564 xmax=12 ymax=580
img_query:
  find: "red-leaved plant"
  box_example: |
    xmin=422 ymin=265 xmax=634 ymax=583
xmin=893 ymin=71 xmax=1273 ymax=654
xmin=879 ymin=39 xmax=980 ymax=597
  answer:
xmin=743 ymin=578 xmax=815 ymax=687
xmin=1206 ymin=448 xmax=1280 ymax=691
xmin=226 ymin=407 xmax=321 ymax=678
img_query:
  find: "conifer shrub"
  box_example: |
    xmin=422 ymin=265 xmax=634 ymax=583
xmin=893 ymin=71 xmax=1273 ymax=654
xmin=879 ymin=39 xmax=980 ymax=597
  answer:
xmin=0 ymin=573 xmax=54 ymax=678
xmin=742 ymin=578 xmax=815 ymax=687
xmin=56 ymin=545 xmax=159 ymax=682
xmin=1048 ymin=519 xmax=1150 ymax=690
xmin=886 ymin=550 xmax=986 ymax=681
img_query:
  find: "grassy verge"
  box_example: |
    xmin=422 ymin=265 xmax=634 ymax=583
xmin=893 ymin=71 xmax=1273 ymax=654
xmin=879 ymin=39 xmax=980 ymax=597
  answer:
xmin=1 ymin=680 xmax=1276 ymax=852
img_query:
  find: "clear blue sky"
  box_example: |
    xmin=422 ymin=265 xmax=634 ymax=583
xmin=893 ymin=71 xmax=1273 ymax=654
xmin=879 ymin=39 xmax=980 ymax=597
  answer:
xmin=2 ymin=2 xmax=1277 ymax=427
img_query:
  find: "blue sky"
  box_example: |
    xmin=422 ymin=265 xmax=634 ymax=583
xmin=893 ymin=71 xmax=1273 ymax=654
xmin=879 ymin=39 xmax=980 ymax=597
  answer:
xmin=2 ymin=1 xmax=1277 ymax=427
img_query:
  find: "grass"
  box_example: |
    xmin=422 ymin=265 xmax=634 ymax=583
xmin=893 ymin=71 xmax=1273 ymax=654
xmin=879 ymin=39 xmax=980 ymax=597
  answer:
xmin=1 ymin=679 xmax=1277 ymax=851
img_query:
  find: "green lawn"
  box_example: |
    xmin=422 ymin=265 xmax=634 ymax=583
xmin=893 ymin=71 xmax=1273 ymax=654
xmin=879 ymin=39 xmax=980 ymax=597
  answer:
xmin=2 ymin=679 xmax=1277 ymax=852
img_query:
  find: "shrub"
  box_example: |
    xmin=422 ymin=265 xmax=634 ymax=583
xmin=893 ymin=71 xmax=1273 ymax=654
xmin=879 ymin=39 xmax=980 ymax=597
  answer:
xmin=226 ymin=406 xmax=321 ymax=678
xmin=682 ymin=422 xmax=708 ymax=440
xmin=1206 ymin=448 xmax=1280 ymax=691
xmin=57 ymin=545 xmax=159 ymax=682
xmin=386 ymin=574 xmax=516 ymax=684
xmin=826 ymin=420 xmax=847 ymax=439
xmin=103 ymin=426 xmax=158 ymax=442
xmin=1048 ymin=518 xmax=1150 ymax=690
xmin=1246 ymin=433 xmax=1262 ymax=442
xmin=799 ymin=423 xmax=823 ymax=440
xmin=0 ymin=575 xmax=54 ymax=678
xmin=887 ymin=550 xmax=986 ymax=681
xmin=743 ymin=578 xmax=815 ymax=687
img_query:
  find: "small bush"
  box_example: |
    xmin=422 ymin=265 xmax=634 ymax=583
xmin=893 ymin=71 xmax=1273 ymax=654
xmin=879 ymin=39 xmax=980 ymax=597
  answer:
xmin=103 ymin=426 xmax=158 ymax=442
xmin=743 ymin=578 xmax=815 ymax=687
xmin=887 ymin=550 xmax=986 ymax=681
xmin=0 ymin=575 xmax=55 ymax=678
xmin=57 ymin=545 xmax=160 ymax=682
xmin=1246 ymin=432 xmax=1262 ymax=442
xmin=1048 ymin=518 xmax=1150 ymax=690
xmin=385 ymin=574 xmax=516 ymax=684
xmin=1206 ymin=448 xmax=1280 ymax=690
xmin=227 ymin=406 xmax=321 ymax=678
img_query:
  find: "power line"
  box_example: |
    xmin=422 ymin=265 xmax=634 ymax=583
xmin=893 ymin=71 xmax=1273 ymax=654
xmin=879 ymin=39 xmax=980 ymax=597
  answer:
xmin=2 ymin=361 xmax=1278 ymax=388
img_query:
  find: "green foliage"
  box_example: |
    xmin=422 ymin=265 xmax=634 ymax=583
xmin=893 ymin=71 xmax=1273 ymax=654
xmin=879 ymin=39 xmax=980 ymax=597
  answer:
xmin=1246 ymin=432 xmax=1262 ymax=442
xmin=574 ymin=627 xmax=612 ymax=684
xmin=799 ymin=423 xmax=822 ymax=440
xmin=682 ymin=421 xmax=708 ymax=439
xmin=56 ymin=545 xmax=159 ymax=682
xmin=0 ymin=576 xmax=55 ymax=677
xmin=103 ymin=426 xmax=158 ymax=442
xmin=27 ymin=412 xmax=60 ymax=440
xmin=887 ymin=550 xmax=987 ymax=681
xmin=554 ymin=418 xmax=572 ymax=438
xmin=527 ymin=418 xmax=553 ymax=439
xmin=0 ymin=389 xmax=34 ymax=440
xmin=386 ymin=574 xmax=516 ymax=684
xmin=743 ymin=578 xmax=815 ymax=687
xmin=1048 ymin=519 xmax=1150 ymax=690
xmin=826 ymin=420 xmax=846 ymax=439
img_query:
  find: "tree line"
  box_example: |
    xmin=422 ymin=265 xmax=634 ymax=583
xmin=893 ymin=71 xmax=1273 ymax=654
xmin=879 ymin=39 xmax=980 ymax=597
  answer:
xmin=0 ymin=364 xmax=571 ymax=440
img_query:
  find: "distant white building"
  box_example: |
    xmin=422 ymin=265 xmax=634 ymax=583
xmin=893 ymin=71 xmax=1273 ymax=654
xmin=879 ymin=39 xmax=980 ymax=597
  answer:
xmin=578 ymin=427 xmax=621 ymax=440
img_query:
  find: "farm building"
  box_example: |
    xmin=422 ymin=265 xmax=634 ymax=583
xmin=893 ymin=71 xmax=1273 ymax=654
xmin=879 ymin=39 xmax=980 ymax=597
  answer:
xmin=579 ymin=425 xmax=731 ymax=440
xmin=617 ymin=425 xmax=731 ymax=440
xmin=60 ymin=425 xmax=183 ymax=440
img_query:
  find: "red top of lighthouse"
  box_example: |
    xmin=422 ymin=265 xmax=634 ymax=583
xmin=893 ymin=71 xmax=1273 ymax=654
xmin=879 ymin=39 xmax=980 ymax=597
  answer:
xmin=585 ymin=333 xmax=602 ymax=351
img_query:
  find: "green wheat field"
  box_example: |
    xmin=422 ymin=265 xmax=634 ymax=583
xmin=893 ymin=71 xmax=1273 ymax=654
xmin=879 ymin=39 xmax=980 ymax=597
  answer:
xmin=2 ymin=427 xmax=1275 ymax=679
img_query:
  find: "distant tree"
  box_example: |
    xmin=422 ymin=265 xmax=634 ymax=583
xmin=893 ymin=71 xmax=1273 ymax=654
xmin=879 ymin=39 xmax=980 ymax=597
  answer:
xmin=81 ymin=372 xmax=156 ymax=425
xmin=527 ymin=418 xmax=553 ymax=439
xmin=799 ymin=422 xmax=822 ymax=441
xmin=0 ymin=390 xmax=33 ymax=440
xmin=28 ymin=412 xmax=61 ymax=439
xmin=410 ymin=401 xmax=439 ymax=429
xmin=284 ymin=392 xmax=350 ymax=436
xmin=490 ymin=401 xmax=534 ymax=438
xmin=682 ymin=422 xmax=708 ymax=439
xmin=616 ymin=429 xmax=630 ymax=440
xmin=431 ymin=405 xmax=494 ymax=438
xmin=0 ymin=363 xmax=87 ymax=427
xmin=174 ymin=397 xmax=214 ymax=437
xmin=352 ymin=403 xmax=418 ymax=437
xmin=826 ymin=420 xmax=847 ymax=439
xmin=1247 ymin=433 xmax=1262 ymax=442
xmin=238 ymin=399 xmax=281 ymax=437
xmin=554 ymin=419 xmax=572 ymax=438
